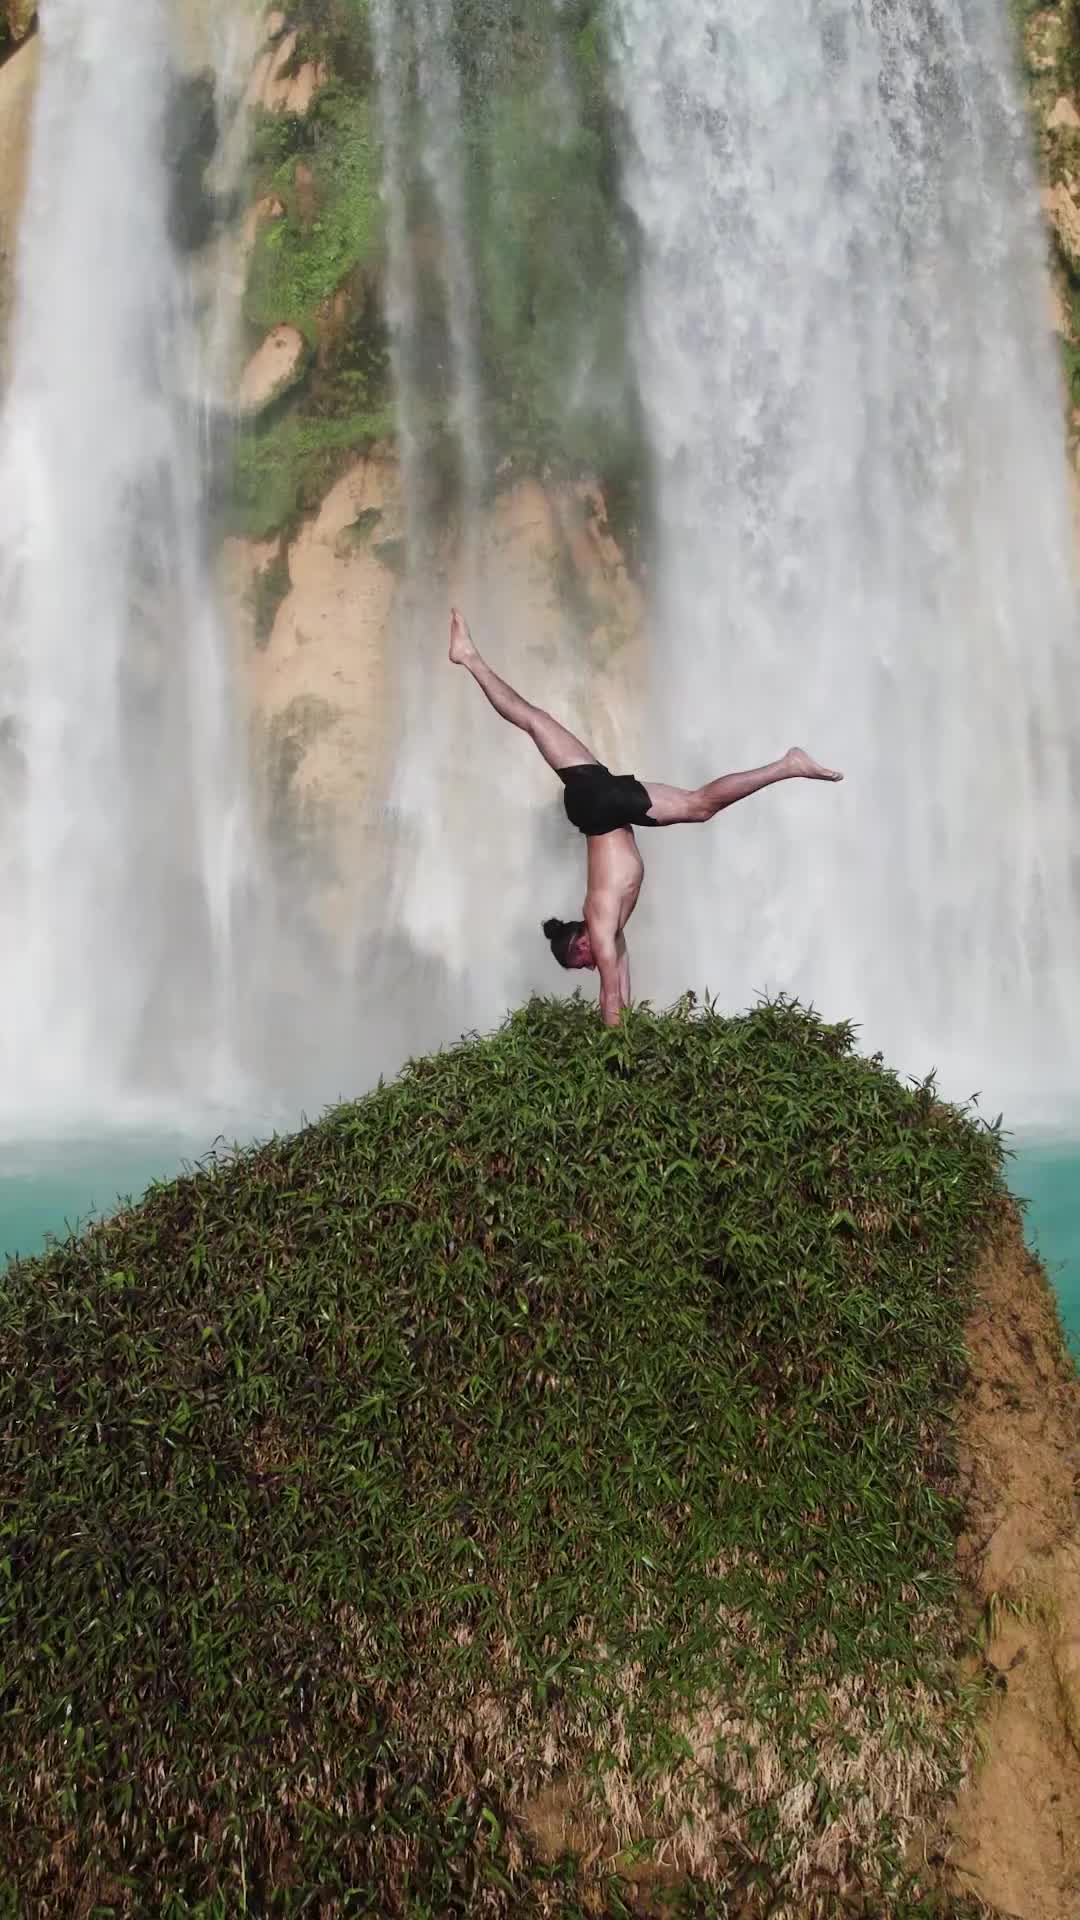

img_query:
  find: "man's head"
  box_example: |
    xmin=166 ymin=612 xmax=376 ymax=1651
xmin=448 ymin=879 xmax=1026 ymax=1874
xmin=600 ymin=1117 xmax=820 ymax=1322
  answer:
xmin=543 ymin=917 xmax=595 ymax=970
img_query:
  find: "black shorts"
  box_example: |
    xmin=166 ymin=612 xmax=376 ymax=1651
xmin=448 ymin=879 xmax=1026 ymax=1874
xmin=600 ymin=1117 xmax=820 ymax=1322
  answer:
xmin=558 ymin=763 xmax=658 ymax=837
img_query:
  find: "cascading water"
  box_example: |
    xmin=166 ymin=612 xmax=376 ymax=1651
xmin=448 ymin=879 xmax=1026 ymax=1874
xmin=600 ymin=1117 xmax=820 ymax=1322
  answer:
xmin=2 ymin=0 xmax=1078 ymax=1147
xmin=368 ymin=0 xmax=573 ymax=1032
xmin=366 ymin=0 xmax=640 ymax=1039
xmin=369 ymin=0 xmax=486 ymax=1012
xmin=415 ymin=0 xmax=486 ymax=517
xmin=0 ymin=0 xmax=257 ymax=1128
xmin=611 ymin=0 xmax=1080 ymax=1110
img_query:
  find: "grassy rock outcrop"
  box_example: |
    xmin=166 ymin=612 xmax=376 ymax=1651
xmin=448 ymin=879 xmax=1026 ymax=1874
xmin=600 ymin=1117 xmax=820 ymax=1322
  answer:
xmin=4 ymin=996 xmax=1075 ymax=1915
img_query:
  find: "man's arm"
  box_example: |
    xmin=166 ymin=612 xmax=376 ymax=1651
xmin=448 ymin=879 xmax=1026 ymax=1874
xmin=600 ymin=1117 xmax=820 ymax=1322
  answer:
xmin=616 ymin=933 xmax=631 ymax=1010
xmin=589 ymin=926 xmax=624 ymax=1028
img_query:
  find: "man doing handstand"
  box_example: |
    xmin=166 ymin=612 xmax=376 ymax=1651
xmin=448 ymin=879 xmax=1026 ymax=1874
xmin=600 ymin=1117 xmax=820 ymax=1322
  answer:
xmin=449 ymin=608 xmax=843 ymax=1028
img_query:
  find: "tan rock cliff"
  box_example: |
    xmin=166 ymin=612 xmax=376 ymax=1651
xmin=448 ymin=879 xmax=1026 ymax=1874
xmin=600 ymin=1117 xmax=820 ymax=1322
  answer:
xmin=226 ymin=456 xmax=646 ymax=933
xmin=0 ymin=29 xmax=38 ymax=355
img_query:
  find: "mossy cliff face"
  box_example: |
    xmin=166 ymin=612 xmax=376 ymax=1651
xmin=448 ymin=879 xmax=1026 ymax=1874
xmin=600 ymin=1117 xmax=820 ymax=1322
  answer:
xmin=229 ymin=2 xmax=646 ymax=919
xmin=1017 ymin=0 xmax=1080 ymax=487
xmin=232 ymin=0 xmax=639 ymax=541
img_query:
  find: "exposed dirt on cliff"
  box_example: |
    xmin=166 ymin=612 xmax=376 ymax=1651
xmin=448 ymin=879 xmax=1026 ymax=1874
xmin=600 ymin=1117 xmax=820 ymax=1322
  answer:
xmin=245 ymin=26 xmax=326 ymax=117
xmin=945 ymin=1217 xmax=1080 ymax=1920
xmin=237 ymin=321 xmax=307 ymax=415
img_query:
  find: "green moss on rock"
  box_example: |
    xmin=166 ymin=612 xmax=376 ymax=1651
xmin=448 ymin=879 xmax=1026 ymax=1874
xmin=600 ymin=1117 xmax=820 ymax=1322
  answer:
xmin=1062 ymin=0 xmax=1080 ymax=93
xmin=245 ymin=92 xmax=383 ymax=346
xmin=250 ymin=542 xmax=292 ymax=647
xmin=341 ymin=503 xmax=384 ymax=541
xmin=0 ymin=997 xmax=1010 ymax=1913
xmin=286 ymin=0 xmax=375 ymax=86
xmin=235 ymin=0 xmax=649 ymax=544
xmin=474 ymin=93 xmax=635 ymax=471
xmin=234 ymin=49 xmax=394 ymax=540
xmin=232 ymin=399 xmax=395 ymax=538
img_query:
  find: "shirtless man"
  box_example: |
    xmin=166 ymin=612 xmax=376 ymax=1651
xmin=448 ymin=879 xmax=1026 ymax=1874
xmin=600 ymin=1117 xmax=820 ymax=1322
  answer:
xmin=449 ymin=609 xmax=842 ymax=1028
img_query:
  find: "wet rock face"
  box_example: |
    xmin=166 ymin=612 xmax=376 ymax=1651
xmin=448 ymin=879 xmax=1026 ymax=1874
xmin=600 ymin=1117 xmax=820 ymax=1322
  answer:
xmin=237 ymin=324 xmax=309 ymax=417
xmin=165 ymin=67 xmax=220 ymax=253
xmin=246 ymin=27 xmax=328 ymax=117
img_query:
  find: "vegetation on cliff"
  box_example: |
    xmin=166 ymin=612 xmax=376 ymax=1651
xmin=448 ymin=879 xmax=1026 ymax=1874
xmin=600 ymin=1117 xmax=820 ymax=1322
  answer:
xmin=229 ymin=0 xmax=1080 ymax=545
xmin=1016 ymin=0 xmax=1080 ymax=440
xmin=233 ymin=0 xmax=644 ymax=547
xmin=0 ymin=1 xmax=34 ymax=67
xmin=0 ymin=996 xmax=1016 ymax=1914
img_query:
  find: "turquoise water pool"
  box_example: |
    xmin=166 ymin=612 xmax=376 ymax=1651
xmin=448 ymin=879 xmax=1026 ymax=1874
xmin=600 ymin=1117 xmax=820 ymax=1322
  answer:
xmin=1011 ymin=1141 xmax=1079 ymax=1354
xmin=0 ymin=1137 xmax=221 ymax=1268
xmin=2 ymin=1136 xmax=1078 ymax=1357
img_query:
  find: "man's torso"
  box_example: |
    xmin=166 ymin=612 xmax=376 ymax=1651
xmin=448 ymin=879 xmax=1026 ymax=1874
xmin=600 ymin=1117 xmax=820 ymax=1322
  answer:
xmin=585 ymin=828 xmax=643 ymax=936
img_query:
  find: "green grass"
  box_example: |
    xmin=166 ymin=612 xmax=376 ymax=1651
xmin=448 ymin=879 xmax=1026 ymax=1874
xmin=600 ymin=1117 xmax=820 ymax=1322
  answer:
xmin=231 ymin=400 xmax=396 ymax=538
xmin=235 ymin=84 xmax=392 ymax=538
xmin=250 ymin=545 xmax=292 ymax=648
xmin=245 ymin=93 xmax=383 ymax=347
xmin=0 ymin=998 xmax=1010 ymax=1914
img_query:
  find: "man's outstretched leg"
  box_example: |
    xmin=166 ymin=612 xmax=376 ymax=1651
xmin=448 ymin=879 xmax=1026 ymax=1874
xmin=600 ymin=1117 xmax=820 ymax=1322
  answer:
xmin=449 ymin=608 xmax=597 ymax=772
xmin=643 ymin=749 xmax=843 ymax=826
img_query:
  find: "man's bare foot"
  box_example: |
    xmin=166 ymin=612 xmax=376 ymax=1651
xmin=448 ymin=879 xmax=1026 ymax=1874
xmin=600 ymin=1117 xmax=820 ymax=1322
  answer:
xmin=784 ymin=747 xmax=843 ymax=782
xmin=449 ymin=607 xmax=477 ymax=666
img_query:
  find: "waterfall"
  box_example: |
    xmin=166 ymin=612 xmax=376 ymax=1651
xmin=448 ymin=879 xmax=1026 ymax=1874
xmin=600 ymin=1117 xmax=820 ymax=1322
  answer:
xmin=3 ymin=0 xmax=1077 ymax=1135
xmin=370 ymin=0 xmax=485 ymax=530
xmin=415 ymin=0 xmax=486 ymax=518
xmin=369 ymin=0 xmax=480 ymax=1010
xmin=0 ymin=0 xmax=257 ymax=1129
xmin=366 ymin=0 xmax=637 ymax=1039
xmin=611 ymin=0 xmax=1080 ymax=1108
xmin=368 ymin=0 xmax=548 ymax=1029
